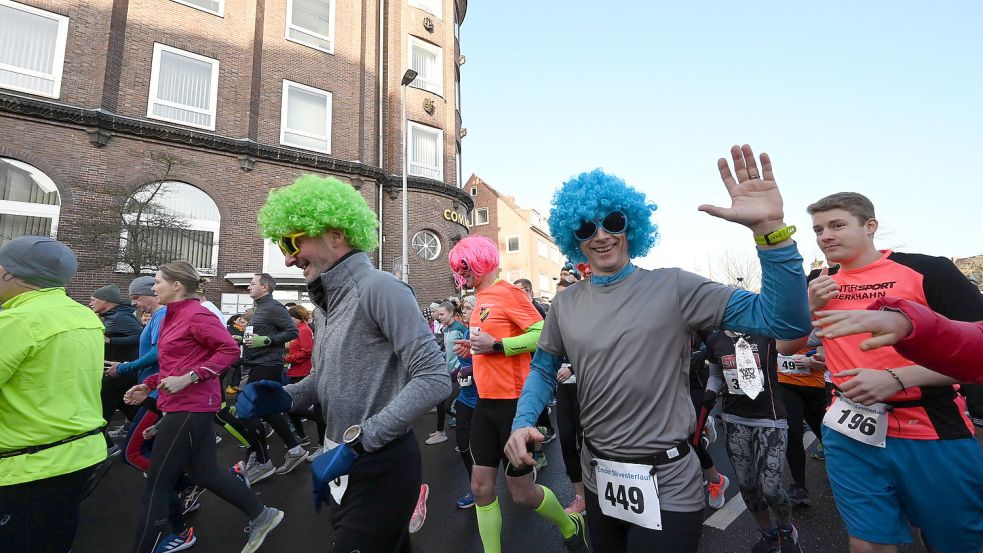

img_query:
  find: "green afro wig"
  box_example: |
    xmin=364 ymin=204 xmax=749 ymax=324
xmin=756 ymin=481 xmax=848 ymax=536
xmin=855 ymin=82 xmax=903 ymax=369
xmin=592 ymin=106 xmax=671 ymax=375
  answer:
xmin=258 ymin=174 xmax=379 ymax=252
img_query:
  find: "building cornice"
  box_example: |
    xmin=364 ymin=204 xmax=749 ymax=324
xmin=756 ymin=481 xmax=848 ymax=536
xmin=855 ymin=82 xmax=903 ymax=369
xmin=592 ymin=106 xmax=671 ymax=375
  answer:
xmin=0 ymin=91 xmax=473 ymax=210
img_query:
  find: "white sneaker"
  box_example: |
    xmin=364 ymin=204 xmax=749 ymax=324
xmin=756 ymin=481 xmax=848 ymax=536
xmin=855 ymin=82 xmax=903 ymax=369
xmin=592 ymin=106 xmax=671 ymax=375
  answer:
xmin=274 ymin=449 xmax=309 ymax=475
xmin=306 ymin=446 xmax=325 ymax=462
xmin=703 ymin=415 xmax=718 ymax=445
xmin=425 ymin=431 xmax=448 ymax=445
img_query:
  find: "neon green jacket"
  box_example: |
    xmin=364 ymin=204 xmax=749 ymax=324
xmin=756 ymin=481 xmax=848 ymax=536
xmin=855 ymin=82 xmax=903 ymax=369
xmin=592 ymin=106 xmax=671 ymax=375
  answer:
xmin=0 ymin=288 xmax=107 ymax=485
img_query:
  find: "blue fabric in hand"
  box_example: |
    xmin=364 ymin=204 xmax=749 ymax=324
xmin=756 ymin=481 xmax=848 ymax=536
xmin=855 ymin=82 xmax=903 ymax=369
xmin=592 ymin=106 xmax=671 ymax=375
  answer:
xmin=311 ymin=443 xmax=359 ymax=512
xmin=233 ymin=380 xmax=292 ymax=419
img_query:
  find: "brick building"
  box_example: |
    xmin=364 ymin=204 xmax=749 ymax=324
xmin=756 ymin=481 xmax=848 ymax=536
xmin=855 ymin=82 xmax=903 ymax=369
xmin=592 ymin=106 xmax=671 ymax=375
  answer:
xmin=465 ymin=174 xmax=565 ymax=300
xmin=0 ymin=0 xmax=472 ymax=311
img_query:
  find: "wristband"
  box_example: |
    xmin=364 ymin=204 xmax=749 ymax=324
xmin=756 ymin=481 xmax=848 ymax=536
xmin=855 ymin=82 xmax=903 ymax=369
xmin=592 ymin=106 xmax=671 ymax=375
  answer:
xmin=885 ymin=368 xmax=906 ymax=392
xmin=754 ymin=225 xmax=796 ymax=246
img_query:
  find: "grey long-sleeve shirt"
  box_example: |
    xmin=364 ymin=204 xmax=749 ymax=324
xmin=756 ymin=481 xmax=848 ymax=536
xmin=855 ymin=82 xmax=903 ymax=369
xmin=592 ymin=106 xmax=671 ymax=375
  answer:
xmin=284 ymin=251 xmax=451 ymax=452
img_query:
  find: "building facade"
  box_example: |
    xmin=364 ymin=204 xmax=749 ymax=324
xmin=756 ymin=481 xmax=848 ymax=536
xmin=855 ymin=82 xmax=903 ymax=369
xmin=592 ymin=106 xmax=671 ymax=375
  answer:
xmin=465 ymin=174 xmax=565 ymax=300
xmin=0 ymin=0 xmax=472 ymax=310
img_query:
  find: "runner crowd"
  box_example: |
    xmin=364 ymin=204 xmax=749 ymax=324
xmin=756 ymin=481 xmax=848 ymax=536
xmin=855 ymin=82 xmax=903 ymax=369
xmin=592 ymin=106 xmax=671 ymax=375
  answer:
xmin=1 ymin=145 xmax=981 ymax=553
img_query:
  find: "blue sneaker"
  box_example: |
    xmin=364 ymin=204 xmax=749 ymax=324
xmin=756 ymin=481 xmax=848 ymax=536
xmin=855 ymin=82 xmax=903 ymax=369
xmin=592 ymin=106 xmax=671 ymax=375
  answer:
xmin=154 ymin=527 xmax=196 ymax=552
xmin=456 ymin=492 xmax=476 ymax=509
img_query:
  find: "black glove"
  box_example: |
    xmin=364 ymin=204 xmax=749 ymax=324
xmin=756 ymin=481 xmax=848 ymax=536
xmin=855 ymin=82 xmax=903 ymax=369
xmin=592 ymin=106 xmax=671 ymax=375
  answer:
xmin=701 ymin=390 xmax=718 ymax=410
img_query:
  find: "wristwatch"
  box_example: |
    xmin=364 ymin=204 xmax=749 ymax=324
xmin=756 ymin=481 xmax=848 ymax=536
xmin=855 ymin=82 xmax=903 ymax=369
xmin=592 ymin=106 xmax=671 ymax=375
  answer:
xmin=754 ymin=225 xmax=797 ymax=246
xmin=343 ymin=424 xmax=366 ymax=455
xmin=187 ymin=371 xmax=200 ymax=384
xmin=492 ymin=340 xmax=504 ymax=353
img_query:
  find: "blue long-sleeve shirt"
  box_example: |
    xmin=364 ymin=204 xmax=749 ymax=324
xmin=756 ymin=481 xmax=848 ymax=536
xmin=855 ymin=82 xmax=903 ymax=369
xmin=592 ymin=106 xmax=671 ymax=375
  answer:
xmin=513 ymin=243 xmax=810 ymax=431
xmin=116 ymin=306 xmax=166 ymax=383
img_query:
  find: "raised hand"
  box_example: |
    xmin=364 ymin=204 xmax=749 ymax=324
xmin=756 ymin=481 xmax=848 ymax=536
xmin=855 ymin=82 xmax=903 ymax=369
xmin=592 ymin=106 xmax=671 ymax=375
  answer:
xmin=808 ymin=267 xmax=839 ymax=312
xmin=699 ymin=144 xmax=786 ymax=237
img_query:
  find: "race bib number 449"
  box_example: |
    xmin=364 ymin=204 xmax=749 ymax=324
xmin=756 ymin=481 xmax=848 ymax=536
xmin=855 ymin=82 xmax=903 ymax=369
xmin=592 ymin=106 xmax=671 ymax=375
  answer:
xmin=593 ymin=459 xmax=662 ymax=530
xmin=822 ymin=395 xmax=888 ymax=448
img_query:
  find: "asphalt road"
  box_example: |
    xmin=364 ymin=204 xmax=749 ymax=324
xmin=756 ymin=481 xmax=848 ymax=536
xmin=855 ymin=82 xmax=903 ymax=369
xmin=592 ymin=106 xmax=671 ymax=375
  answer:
xmin=76 ymin=411 xmax=930 ymax=553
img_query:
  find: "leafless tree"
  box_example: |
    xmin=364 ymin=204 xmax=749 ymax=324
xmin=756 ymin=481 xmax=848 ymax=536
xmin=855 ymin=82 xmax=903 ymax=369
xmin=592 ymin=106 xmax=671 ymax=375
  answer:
xmin=79 ymin=151 xmax=194 ymax=275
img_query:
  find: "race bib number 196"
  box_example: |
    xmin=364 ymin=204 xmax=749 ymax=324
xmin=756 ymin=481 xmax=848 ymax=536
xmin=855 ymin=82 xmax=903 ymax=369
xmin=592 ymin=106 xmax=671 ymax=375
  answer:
xmin=593 ymin=459 xmax=662 ymax=530
xmin=822 ymin=395 xmax=888 ymax=448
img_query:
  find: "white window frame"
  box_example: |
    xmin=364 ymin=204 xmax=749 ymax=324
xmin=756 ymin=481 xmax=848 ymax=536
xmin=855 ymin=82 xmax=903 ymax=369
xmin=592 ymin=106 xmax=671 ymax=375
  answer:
xmin=408 ymin=36 xmax=443 ymax=97
xmin=285 ymin=0 xmax=336 ymax=54
xmin=147 ymin=44 xmax=220 ymax=131
xmin=0 ymin=0 xmax=69 ymax=99
xmin=279 ymin=79 xmax=332 ymax=153
xmin=473 ymin=207 xmax=489 ymax=226
xmin=407 ymin=121 xmax=443 ymax=180
xmin=409 ymin=0 xmax=441 ymax=19
xmin=506 ymin=235 xmax=520 ymax=253
xmin=470 ymin=186 xmax=477 ymax=196
xmin=412 ymin=229 xmax=442 ymax=261
xmin=170 ymin=0 xmax=224 ymax=17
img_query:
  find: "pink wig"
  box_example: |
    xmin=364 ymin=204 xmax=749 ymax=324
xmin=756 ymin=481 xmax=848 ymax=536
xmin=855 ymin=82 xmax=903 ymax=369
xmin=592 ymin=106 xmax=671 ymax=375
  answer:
xmin=448 ymin=235 xmax=499 ymax=288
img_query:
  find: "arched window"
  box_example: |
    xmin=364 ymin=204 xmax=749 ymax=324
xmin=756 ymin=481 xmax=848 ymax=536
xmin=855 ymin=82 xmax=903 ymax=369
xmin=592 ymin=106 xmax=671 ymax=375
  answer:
xmin=120 ymin=181 xmax=221 ymax=275
xmin=0 ymin=157 xmax=60 ymax=246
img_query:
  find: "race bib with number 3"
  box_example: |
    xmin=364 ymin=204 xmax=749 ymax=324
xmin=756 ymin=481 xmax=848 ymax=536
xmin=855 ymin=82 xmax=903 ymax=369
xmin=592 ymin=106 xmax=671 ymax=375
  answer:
xmin=822 ymin=395 xmax=888 ymax=448
xmin=722 ymin=368 xmax=745 ymax=396
xmin=593 ymin=459 xmax=662 ymax=530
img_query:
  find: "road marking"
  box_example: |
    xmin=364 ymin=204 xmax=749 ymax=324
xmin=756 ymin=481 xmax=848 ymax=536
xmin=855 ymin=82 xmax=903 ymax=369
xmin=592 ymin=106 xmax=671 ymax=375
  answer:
xmin=703 ymin=431 xmax=816 ymax=530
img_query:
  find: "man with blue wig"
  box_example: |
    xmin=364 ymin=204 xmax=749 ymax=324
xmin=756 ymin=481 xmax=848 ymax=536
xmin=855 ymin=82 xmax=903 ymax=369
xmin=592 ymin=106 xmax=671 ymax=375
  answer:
xmin=505 ymin=145 xmax=812 ymax=552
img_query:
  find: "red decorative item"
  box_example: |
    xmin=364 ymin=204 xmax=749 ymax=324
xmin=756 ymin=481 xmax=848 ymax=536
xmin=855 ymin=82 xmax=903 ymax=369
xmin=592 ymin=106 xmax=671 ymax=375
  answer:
xmin=576 ymin=263 xmax=592 ymax=278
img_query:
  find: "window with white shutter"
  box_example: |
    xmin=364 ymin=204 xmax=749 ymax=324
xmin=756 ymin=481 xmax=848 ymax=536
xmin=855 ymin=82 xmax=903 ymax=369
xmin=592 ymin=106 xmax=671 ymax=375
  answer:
xmin=286 ymin=0 xmax=335 ymax=53
xmin=408 ymin=122 xmax=443 ymax=181
xmin=408 ymin=36 xmax=443 ymax=96
xmin=147 ymin=44 xmax=219 ymax=130
xmin=0 ymin=1 xmax=69 ymax=98
xmin=280 ymin=80 xmax=332 ymax=153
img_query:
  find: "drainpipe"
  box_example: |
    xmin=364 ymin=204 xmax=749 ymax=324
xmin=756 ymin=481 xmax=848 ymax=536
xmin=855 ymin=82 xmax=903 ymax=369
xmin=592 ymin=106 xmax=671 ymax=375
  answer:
xmin=377 ymin=0 xmax=386 ymax=266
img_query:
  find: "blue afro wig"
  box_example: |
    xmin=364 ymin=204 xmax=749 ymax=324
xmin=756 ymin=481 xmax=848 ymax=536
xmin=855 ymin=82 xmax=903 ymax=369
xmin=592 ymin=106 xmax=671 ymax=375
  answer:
xmin=548 ymin=169 xmax=658 ymax=264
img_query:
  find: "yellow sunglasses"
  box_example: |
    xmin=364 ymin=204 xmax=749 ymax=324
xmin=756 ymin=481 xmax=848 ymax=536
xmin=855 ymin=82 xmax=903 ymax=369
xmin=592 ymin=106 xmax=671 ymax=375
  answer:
xmin=276 ymin=232 xmax=307 ymax=256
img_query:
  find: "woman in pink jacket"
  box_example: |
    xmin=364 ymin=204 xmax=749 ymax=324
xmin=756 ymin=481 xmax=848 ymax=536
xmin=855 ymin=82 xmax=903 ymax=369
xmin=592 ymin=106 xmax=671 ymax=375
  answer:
xmin=124 ymin=261 xmax=283 ymax=553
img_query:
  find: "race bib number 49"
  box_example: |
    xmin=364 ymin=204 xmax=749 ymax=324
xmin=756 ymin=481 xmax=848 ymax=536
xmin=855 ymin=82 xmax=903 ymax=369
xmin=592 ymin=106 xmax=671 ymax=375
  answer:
xmin=777 ymin=354 xmax=810 ymax=376
xmin=822 ymin=395 xmax=888 ymax=448
xmin=593 ymin=459 xmax=662 ymax=530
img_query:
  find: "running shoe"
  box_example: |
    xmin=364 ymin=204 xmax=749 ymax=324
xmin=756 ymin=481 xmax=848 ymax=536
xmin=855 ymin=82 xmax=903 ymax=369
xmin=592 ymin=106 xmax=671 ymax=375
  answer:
xmin=107 ymin=424 xmax=128 ymax=439
xmin=425 ymin=431 xmax=448 ymax=445
xmin=306 ymin=446 xmax=324 ymax=462
xmin=810 ymin=443 xmax=825 ymax=461
xmin=563 ymin=512 xmax=591 ymax=552
xmin=449 ymin=417 xmax=457 ymax=428
xmin=154 ymin=527 xmax=196 ymax=553
xmin=408 ymin=484 xmax=429 ymax=533
xmin=532 ymin=451 xmax=548 ymax=471
xmin=706 ymin=474 xmax=730 ymax=510
xmin=274 ymin=449 xmax=309 ymax=475
xmin=107 ymin=444 xmax=122 ymax=458
xmin=541 ymin=428 xmax=557 ymax=444
xmin=241 ymin=507 xmax=283 ymax=553
xmin=751 ymin=529 xmax=781 ymax=553
xmin=456 ymin=492 xmax=476 ymax=509
xmin=229 ymin=460 xmax=250 ymax=489
xmin=564 ymin=495 xmax=586 ymax=515
xmin=777 ymin=524 xmax=802 ymax=553
xmin=787 ymin=484 xmax=811 ymax=507
xmin=245 ymin=461 xmax=275 ymax=485
xmin=297 ymin=436 xmax=311 ymax=447
xmin=263 ymin=423 xmax=274 ymax=438
xmin=181 ymin=486 xmax=206 ymax=515
xmin=704 ymin=415 xmax=718 ymax=445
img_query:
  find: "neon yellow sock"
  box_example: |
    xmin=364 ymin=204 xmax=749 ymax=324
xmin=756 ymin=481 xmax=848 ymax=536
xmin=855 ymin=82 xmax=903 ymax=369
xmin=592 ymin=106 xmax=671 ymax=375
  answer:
xmin=534 ymin=485 xmax=576 ymax=538
xmin=475 ymin=497 xmax=503 ymax=553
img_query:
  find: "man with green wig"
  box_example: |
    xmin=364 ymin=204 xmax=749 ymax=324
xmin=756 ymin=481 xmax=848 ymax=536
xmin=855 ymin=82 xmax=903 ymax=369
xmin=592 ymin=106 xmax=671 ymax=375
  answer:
xmin=235 ymin=174 xmax=451 ymax=552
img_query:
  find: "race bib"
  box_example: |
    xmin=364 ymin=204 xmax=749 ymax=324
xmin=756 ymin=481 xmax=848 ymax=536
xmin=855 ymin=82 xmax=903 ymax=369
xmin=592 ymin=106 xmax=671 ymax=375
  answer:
xmin=777 ymin=354 xmax=810 ymax=376
xmin=593 ymin=459 xmax=662 ymax=530
xmin=822 ymin=396 xmax=888 ymax=448
xmin=722 ymin=368 xmax=745 ymax=396
xmin=323 ymin=438 xmax=350 ymax=503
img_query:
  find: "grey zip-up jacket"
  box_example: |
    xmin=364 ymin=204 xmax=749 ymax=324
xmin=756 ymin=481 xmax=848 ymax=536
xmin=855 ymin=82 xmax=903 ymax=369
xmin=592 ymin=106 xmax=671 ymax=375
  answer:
xmin=284 ymin=251 xmax=450 ymax=451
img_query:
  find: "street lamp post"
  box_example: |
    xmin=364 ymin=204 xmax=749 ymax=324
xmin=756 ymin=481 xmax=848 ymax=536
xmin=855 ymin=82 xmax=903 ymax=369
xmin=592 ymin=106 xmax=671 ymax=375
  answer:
xmin=400 ymin=69 xmax=418 ymax=283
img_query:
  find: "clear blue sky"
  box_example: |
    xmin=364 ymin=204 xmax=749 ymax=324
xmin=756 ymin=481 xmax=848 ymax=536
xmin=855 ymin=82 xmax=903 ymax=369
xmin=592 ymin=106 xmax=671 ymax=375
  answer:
xmin=459 ymin=1 xmax=983 ymax=276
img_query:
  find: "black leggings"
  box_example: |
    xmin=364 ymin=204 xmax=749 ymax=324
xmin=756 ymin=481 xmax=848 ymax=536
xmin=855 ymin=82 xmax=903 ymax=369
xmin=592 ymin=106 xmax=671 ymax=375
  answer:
xmin=133 ymin=412 xmax=264 ymax=553
xmin=778 ymin=383 xmax=825 ymax=486
xmin=454 ymin=400 xmax=475 ymax=479
xmin=555 ymin=382 xmax=582 ymax=483
xmin=287 ymin=376 xmax=326 ymax=446
xmin=102 ymin=373 xmax=138 ymax=446
xmin=0 ymin=464 xmax=96 ymax=553
xmin=585 ymin=489 xmax=703 ymax=553
xmin=244 ymin=364 xmax=299 ymax=456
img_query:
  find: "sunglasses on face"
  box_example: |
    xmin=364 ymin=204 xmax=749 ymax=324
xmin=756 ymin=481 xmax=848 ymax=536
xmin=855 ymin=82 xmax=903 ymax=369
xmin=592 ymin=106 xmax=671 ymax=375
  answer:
xmin=276 ymin=232 xmax=307 ymax=257
xmin=574 ymin=211 xmax=628 ymax=241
